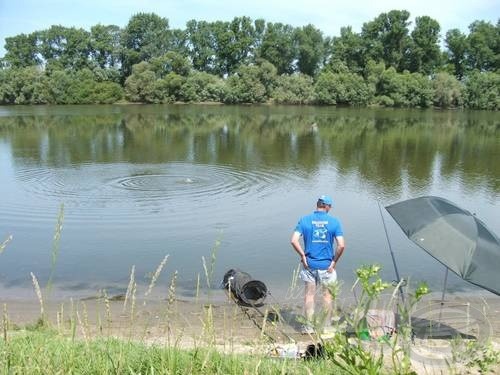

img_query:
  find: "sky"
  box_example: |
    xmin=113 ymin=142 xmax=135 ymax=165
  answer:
xmin=0 ymin=0 xmax=498 ymax=57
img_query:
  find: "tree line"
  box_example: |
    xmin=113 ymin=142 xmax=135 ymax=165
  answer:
xmin=0 ymin=11 xmax=498 ymax=109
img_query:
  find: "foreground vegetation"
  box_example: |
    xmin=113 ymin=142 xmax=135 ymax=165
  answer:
xmin=1 ymin=261 xmax=499 ymax=374
xmin=1 ymin=330 xmax=336 ymax=374
xmin=0 ymin=11 xmax=498 ymax=109
xmin=1 ymin=210 xmax=499 ymax=374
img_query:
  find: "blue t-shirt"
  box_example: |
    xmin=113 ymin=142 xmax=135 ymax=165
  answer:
xmin=294 ymin=211 xmax=344 ymax=270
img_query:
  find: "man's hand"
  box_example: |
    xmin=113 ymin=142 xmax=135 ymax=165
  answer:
xmin=301 ymin=254 xmax=309 ymax=269
xmin=327 ymin=260 xmax=336 ymax=273
xmin=291 ymin=231 xmax=309 ymax=269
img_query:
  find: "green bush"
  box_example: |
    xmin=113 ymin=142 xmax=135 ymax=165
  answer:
xmin=124 ymin=63 xmax=157 ymax=103
xmin=464 ymin=71 xmax=499 ymax=110
xmin=180 ymin=71 xmax=225 ymax=102
xmin=224 ymin=62 xmax=276 ymax=103
xmin=271 ymin=73 xmax=314 ymax=104
xmin=377 ymin=68 xmax=433 ymax=107
xmin=0 ymin=66 xmax=50 ymax=104
xmin=432 ymin=72 xmax=464 ymax=108
xmin=314 ymin=71 xmax=373 ymax=105
xmin=93 ymin=81 xmax=123 ymax=104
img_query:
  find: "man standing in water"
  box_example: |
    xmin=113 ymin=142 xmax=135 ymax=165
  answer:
xmin=291 ymin=195 xmax=345 ymax=334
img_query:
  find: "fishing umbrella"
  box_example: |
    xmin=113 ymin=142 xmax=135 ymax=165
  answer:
xmin=385 ymin=196 xmax=500 ymax=297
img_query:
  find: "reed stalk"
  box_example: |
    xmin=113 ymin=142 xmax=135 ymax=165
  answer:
xmin=56 ymin=305 xmax=62 ymax=333
xmin=195 ymin=273 xmax=200 ymax=303
xmin=167 ymin=271 xmax=178 ymax=312
xmin=130 ymin=282 xmax=137 ymax=328
xmin=47 ymin=203 xmax=64 ymax=292
xmin=30 ymin=272 xmax=45 ymax=323
xmin=202 ymin=233 xmax=222 ymax=291
xmin=102 ymin=289 xmax=111 ymax=334
xmin=202 ymin=256 xmax=209 ymax=289
xmin=164 ymin=271 xmax=178 ymax=343
xmin=97 ymin=310 xmax=102 ymax=335
xmin=76 ymin=310 xmax=87 ymax=342
xmin=201 ymin=304 xmax=215 ymax=346
xmin=2 ymin=303 xmax=8 ymax=343
xmin=144 ymin=255 xmax=169 ymax=299
xmin=123 ymin=265 xmax=135 ymax=312
xmin=0 ymin=235 xmax=13 ymax=254
xmin=70 ymin=298 xmax=76 ymax=342
xmin=60 ymin=303 xmax=64 ymax=332
xmin=286 ymin=263 xmax=301 ymax=299
xmin=82 ymin=302 xmax=90 ymax=338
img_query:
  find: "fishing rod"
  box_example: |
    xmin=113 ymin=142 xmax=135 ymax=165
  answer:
xmin=378 ymin=200 xmax=406 ymax=303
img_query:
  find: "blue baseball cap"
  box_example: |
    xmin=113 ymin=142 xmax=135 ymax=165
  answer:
xmin=318 ymin=195 xmax=333 ymax=206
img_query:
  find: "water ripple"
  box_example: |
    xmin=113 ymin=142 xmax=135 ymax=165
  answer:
xmin=10 ymin=162 xmax=304 ymax=219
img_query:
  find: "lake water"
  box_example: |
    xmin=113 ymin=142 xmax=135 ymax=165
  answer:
xmin=0 ymin=105 xmax=499 ymax=300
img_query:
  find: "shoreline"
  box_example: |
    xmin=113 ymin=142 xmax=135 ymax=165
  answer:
xmin=3 ymin=290 xmax=499 ymax=338
xmin=3 ymin=290 xmax=500 ymax=373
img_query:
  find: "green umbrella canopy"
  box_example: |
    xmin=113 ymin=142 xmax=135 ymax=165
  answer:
xmin=386 ymin=196 xmax=500 ymax=296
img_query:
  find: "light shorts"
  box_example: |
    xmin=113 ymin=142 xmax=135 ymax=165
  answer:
xmin=300 ymin=268 xmax=337 ymax=286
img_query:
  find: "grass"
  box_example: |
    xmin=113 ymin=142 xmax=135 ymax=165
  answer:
xmin=0 ymin=328 xmax=342 ymax=374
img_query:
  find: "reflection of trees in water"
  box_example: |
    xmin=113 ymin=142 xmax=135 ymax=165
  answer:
xmin=0 ymin=106 xmax=498 ymax=194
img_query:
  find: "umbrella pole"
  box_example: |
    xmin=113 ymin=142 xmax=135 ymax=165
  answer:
xmin=378 ymin=201 xmax=405 ymax=303
xmin=438 ymin=267 xmax=449 ymax=323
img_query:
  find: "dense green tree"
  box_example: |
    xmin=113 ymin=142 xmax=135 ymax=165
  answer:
xmin=272 ymin=73 xmax=314 ymax=104
xmin=294 ymin=24 xmax=324 ymax=76
xmin=327 ymin=27 xmax=365 ymax=74
xmin=406 ymin=16 xmax=441 ymax=74
xmin=38 ymin=26 xmax=91 ymax=70
xmin=150 ymin=51 xmax=192 ymax=77
xmin=257 ymin=22 xmax=296 ymax=75
xmin=0 ymin=11 xmax=498 ymax=108
xmin=89 ymin=24 xmax=121 ymax=68
xmin=361 ymin=10 xmax=411 ymax=71
xmin=211 ymin=17 xmax=256 ymax=76
xmin=253 ymin=19 xmax=266 ymax=51
xmin=185 ymin=20 xmax=216 ymax=74
xmin=121 ymin=13 xmax=171 ymax=78
xmin=432 ymin=72 xmax=463 ymax=108
xmin=466 ymin=20 xmax=499 ymax=72
xmin=168 ymin=28 xmax=190 ymax=56
xmin=3 ymin=33 xmax=40 ymax=67
xmin=444 ymin=29 xmax=468 ymax=79
xmin=464 ymin=71 xmax=499 ymax=110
